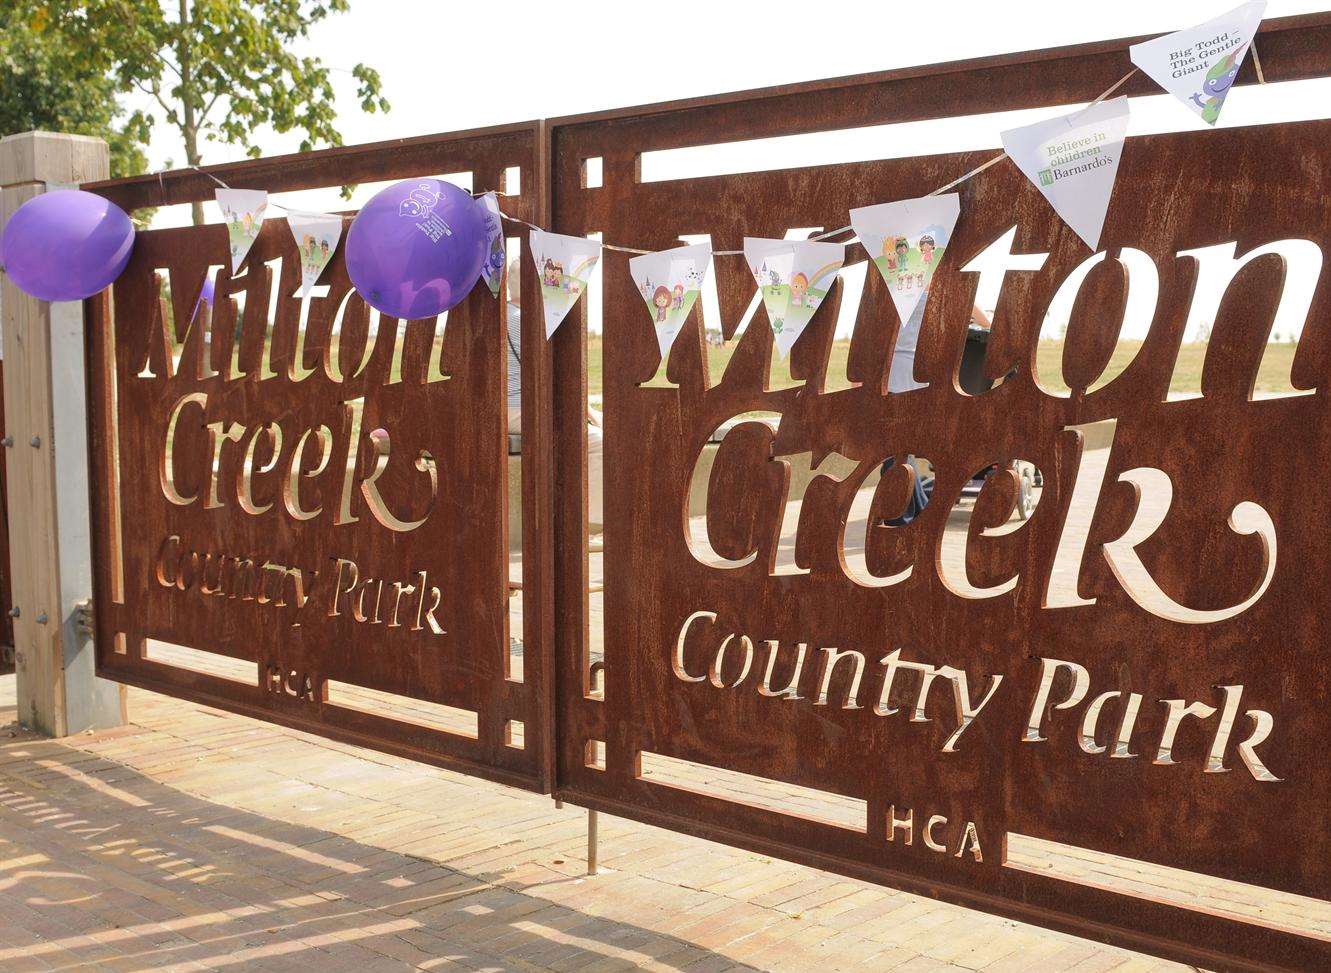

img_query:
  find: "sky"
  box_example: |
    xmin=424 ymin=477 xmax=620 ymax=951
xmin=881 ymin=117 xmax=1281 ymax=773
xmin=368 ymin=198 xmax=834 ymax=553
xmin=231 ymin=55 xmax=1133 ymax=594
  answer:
xmin=125 ymin=0 xmax=1331 ymax=340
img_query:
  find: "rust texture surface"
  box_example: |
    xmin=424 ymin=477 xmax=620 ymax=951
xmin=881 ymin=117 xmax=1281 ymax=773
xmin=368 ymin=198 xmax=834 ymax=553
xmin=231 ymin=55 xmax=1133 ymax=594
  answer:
xmin=85 ymin=124 xmax=553 ymax=792
xmin=74 ymin=14 xmax=1331 ymax=970
xmin=547 ymin=24 xmax=1331 ymax=972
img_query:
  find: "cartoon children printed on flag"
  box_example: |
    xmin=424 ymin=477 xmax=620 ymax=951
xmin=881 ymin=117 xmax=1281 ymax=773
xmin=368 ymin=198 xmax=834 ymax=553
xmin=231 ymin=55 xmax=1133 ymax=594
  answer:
xmin=215 ymin=188 xmax=268 ymax=273
xmin=299 ymin=234 xmax=324 ymax=274
xmin=529 ymin=229 xmax=602 ymax=338
xmin=742 ymin=238 xmax=845 ymax=359
xmin=851 ymin=193 xmax=961 ymax=327
xmin=851 ymin=194 xmax=961 ymax=331
xmin=286 ymin=211 xmax=343 ymax=297
xmin=628 ymin=242 xmax=713 ymax=359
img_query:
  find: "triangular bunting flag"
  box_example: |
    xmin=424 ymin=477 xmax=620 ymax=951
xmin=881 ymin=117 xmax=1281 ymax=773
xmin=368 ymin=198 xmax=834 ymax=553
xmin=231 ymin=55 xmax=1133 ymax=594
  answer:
xmin=850 ymin=193 xmax=960 ymax=326
xmin=477 ymin=191 xmax=505 ymax=298
xmin=1130 ymin=2 xmax=1266 ymax=125
xmin=628 ymin=243 xmax=712 ymax=359
xmin=1000 ymin=96 xmax=1130 ymax=251
xmin=216 ymin=188 xmax=267 ymax=274
xmin=529 ymin=229 xmax=601 ymax=338
xmin=287 ymin=211 xmax=342 ymax=297
xmin=742 ymin=238 xmax=845 ymax=359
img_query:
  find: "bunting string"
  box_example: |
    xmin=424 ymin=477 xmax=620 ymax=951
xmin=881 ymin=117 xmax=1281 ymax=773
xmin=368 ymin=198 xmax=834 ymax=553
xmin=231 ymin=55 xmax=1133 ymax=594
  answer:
xmin=1251 ymin=39 xmax=1266 ymax=84
xmin=0 ymin=5 xmax=1281 ymax=323
xmin=149 ymin=23 xmax=1270 ymax=257
xmin=182 ymin=164 xmax=349 ymax=220
xmin=506 ymin=65 xmax=1141 ymax=257
xmin=153 ymin=64 xmax=1140 ymax=253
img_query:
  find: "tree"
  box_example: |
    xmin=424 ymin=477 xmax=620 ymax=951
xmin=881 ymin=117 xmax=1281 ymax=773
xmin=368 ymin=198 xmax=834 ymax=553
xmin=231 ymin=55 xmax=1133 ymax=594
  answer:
xmin=27 ymin=0 xmax=390 ymax=224
xmin=0 ymin=8 xmax=151 ymax=179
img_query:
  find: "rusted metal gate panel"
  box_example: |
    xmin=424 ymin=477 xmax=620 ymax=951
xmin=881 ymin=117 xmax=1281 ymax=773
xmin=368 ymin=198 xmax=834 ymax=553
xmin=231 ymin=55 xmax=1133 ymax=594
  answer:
xmin=547 ymin=17 xmax=1331 ymax=971
xmin=83 ymin=122 xmax=554 ymax=791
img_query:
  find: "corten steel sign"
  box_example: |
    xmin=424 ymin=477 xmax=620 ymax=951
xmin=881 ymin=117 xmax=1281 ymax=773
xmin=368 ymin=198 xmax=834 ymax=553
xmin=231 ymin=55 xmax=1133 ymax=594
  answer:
xmin=72 ymin=15 xmax=1331 ymax=971
xmin=85 ymin=123 xmax=556 ymax=791
xmin=547 ymin=25 xmax=1331 ymax=972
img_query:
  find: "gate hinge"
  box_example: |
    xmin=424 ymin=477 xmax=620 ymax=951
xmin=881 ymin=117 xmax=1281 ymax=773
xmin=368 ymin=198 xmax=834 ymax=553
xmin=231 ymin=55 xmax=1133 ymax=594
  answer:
xmin=74 ymin=599 xmax=94 ymax=637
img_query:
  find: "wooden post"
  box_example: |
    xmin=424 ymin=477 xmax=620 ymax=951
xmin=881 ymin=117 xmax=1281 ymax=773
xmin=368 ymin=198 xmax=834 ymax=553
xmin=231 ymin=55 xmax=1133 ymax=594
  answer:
xmin=0 ymin=132 xmax=126 ymax=736
xmin=587 ymin=808 xmax=599 ymax=876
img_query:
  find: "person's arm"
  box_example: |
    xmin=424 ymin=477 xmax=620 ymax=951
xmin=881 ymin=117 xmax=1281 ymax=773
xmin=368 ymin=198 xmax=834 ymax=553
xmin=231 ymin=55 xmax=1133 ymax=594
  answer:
xmin=970 ymin=305 xmax=993 ymax=330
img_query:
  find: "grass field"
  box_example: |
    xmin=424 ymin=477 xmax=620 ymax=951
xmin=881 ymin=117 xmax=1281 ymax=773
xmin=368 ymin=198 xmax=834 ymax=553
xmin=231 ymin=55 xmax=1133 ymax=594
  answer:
xmin=585 ymin=337 xmax=1300 ymax=398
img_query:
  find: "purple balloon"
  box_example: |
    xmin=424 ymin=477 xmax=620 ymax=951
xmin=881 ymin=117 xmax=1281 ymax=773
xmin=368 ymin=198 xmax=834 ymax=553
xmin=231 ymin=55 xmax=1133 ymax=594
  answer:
xmin=344 ymin=179 xmax=487 ymax=319
xmin=1 ymin=189 xmax=135 ymax=301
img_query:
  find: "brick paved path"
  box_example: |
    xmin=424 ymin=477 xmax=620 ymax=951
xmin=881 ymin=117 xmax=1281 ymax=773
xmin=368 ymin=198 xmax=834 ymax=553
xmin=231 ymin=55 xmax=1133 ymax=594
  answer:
xmin=0 ymin=676 xmax=1192 ymax=973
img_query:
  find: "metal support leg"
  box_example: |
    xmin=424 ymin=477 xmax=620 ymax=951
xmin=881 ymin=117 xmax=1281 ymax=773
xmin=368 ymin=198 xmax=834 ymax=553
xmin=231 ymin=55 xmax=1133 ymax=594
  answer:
xmin=587 ymin=809 xmax=599 ymax=875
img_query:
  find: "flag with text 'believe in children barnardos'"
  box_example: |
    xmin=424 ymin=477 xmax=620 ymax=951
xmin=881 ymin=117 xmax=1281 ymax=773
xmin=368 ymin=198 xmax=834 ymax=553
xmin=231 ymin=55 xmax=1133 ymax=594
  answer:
xmin=1001 ymin=96 xmax=1130 ymax=251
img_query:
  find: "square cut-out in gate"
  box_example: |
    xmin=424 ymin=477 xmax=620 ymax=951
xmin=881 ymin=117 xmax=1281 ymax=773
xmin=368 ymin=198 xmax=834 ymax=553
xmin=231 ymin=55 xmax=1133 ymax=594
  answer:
xmin=637 ymin=752 xmax=867 ymax=834
xmin=325 ymin=681 xmax=479 ymax=739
